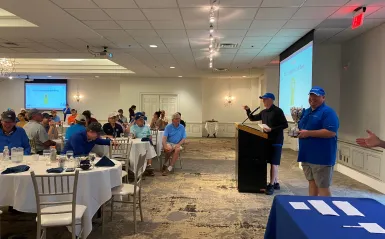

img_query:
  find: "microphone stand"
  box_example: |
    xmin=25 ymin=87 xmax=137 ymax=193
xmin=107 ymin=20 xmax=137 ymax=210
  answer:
xmin=241 ymin=107 xmax=260 ymax=124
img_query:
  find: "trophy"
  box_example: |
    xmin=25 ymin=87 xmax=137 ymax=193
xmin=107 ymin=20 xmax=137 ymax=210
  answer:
xmin=288 ymin=107 xmax=304 ymax=137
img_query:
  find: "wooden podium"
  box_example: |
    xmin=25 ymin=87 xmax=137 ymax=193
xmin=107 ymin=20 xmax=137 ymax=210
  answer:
xmin=235 ymin=123 xmax=270 ymax=193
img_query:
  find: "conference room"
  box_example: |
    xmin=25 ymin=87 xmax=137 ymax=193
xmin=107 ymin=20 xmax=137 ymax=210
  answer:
xmin=1 ymin=0 xmax=385 ymax=238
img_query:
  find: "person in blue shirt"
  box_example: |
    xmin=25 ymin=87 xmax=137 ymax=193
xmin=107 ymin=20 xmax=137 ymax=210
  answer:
xmin=62 ymin=104 xmax=71 ymax=122
xmin=297 ymin=87 xmax=339 ymax=197
xmin=162 ymin=113 xmax=186 ymax=176
xmin=0 ymin=110 xmax=31 ymax=155
xmin=62 ymin=122 xmax=111 ymax=156
xmin=65 ymin=114 xmax=86 ymax=140
xmin=51 ymin=110 xmax=61 ymax=123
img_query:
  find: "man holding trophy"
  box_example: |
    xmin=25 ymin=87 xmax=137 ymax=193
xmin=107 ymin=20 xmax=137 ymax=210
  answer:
xmin=296 ymin=87 xmax=339 ymax=197
xmin=243 ymin=93 xmax=288 ymax=195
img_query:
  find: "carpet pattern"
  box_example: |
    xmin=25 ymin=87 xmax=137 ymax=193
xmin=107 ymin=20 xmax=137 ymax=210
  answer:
xmin=1 ymin=138 xmax=384 ymax=239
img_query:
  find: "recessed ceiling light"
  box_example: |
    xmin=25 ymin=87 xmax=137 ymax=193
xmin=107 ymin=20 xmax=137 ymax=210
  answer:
xmin=47 ymin=76 xmax=52 ymax=77
xmin=95 ymin=76 xmax=99 ymax=78
xmin=242 ymin=76 xmax=247 ymax=78
xmin=149 ymin=45 xmax=158 ymax=48
xmin=178 ymin=76 xmax=183 ymax=78
xmin=57 ymin=59 xmax=85 ymax=62
xmin=170 ymin=66 xmax=175 ymax=69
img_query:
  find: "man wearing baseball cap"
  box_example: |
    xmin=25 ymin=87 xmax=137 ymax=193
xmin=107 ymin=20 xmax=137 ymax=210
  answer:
xmin=24 ymin=109 xmax=56 ymax=154
xmin=0 ymin=110 xmax=31 ymax=155
xmin=297 ymin=86 xmax=339 ymax=197
xmin=103 ymin=112 xmax=124 ymax=138
xmin=243 ymin=92 xmax=288 ymax=195
xmin=65 ymin=114 xmax=87 ymax=140
xmin=62 ymin=122 xmax=111 ymax=156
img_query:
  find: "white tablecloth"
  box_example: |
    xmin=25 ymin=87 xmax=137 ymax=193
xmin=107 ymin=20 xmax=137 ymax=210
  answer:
xmin=92 ymin=138 xmax=157 ymax=172
xmin=205 ymin=122 xmax=219 ymax=135
xmin=0 ymin=156 xmax=122 ymax=238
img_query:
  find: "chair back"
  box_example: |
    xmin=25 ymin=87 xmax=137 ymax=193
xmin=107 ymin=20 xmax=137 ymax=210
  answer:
xmin=29 ymin=138 xmax=37 ymax=154
xmin=134 ymin=152 xmax=147 ymax=191
xmin=151 ymin=129 xmax=158 ymax=146
xmin=30 ymin=170 xmax=80 ymax=227
xmin=109 ymin=138 xmax=130 ymax=159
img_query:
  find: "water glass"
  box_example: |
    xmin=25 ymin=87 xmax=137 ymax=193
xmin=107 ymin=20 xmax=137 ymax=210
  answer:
xmin=43 ymin=150 xmax=51 ymax=166
xmin=17 ymin=147 xmax=23 ymax=162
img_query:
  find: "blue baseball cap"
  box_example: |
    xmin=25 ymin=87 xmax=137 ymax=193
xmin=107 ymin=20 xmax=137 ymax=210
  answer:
xmin=259 ymin=93 xmax=275 ymax=100
xmin=309 ymin=86 xmax=325 ymax=96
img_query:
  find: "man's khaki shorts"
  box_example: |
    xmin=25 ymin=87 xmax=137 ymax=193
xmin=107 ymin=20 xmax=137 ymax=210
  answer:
xmin=302 ymin=162 xmax=334 ymax=188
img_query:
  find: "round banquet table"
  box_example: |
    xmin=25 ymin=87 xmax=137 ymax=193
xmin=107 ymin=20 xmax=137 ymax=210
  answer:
xmin=92 ymin=138 xmax=157 ymax=172
xmin=0 ymin=156 xmax=122 ymax=238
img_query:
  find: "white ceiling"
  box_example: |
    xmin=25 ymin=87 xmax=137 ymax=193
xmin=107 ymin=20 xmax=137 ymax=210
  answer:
xmin=0 ymin=0 xmax=384 ymax=78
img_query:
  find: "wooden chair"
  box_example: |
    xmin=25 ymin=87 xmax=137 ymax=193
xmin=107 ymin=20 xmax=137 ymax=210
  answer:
xmin=30 ymin=170 xmax=86 ymax=239
xmin=150 ymin=129 xmax=162 ymax=170
xmin=102 ymin=152 xmax=147 ymax=234
xmin=109 ymin=138 xmax=133 ymax=182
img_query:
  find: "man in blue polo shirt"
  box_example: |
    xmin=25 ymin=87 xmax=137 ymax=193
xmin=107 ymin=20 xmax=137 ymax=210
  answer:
xmin=162 ymin=113 xmax=186 ymax=176
xmin=62 ymin=122 xmax=111 ymax=156
xmin=297 ymin=86 xmax=339 ymax=197
xmin=0 ymin=110 xmax=31 ymax=155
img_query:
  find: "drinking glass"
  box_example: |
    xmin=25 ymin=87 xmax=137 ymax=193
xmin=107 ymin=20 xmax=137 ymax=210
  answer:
xmin=43 ymin=150 xmax=51 ymax=166
xmin=89 ymin=153 xmax=96 ymax=167
xmin=66 ymin=151 xmax=74 ymax=166
xmin=18 ymin=147 xmax=24 ymax=163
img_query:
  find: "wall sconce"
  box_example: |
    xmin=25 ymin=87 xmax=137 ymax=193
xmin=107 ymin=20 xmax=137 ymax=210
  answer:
xmin=224 ymin=96 xmax=235 ymax=107
xmin=73 ymin=92 xmax=83 ymax=102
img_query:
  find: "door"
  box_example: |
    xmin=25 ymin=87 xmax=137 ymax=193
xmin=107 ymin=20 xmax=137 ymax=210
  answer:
xmin=141 ymin=94 xmax=160 ymax=117
xmin=141 ymin=94 xmax=178 ymax=119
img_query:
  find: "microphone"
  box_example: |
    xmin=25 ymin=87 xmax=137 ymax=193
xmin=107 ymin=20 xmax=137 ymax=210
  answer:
xmin=241 ymin=106 xmax=260 ymax=124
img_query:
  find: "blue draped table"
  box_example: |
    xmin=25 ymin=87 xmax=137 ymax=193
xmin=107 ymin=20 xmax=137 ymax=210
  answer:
xmin=265 ymin=195 xmax=385 ymax=239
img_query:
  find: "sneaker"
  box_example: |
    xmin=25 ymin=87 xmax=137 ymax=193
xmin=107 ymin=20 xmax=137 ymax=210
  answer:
xmin=273 ymin=183 xmax=280 ymax=190
xmin=265 ymin=184 xmax=274 ymax=195
xmin=162 ymin=169 xmax=170 ymax=176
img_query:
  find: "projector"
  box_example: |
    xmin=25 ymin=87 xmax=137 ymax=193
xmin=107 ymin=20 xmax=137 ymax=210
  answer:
xmin=87 ymin=45 xmax=113 ymax=59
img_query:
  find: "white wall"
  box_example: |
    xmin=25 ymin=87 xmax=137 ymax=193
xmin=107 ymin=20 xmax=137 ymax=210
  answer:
xmin=340 ymin=23 xmax=385 ymax=141
xmin=313 ymin=44 xmax=342 ymax=115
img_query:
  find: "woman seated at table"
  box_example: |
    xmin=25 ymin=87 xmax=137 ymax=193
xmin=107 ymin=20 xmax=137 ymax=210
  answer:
xmin=16 ymin=113 xmax=27 ymax=128
xmin=103 ymin=113 xmax=124 ymax=138
xmin=129 ymin=115 xmax=154 ymax=176
xmin=150 ymin=111 xmax=165 ymax=130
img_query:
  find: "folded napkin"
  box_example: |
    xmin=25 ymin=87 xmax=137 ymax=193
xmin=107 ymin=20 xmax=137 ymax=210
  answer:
xmin=1 ymin=165 xmax=30 ymax=175
xmin=46 ymin=167 xmax=64 ymax=173
xmin=95 ymin=156 xmax=115 ymax=167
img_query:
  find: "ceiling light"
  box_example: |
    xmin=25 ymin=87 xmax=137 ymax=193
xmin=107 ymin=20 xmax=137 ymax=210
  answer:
xmin=210 ymin=35 xmax=214 ymax=41
xmin=149 ymin=45 xmax=158 ymax=48
xmin=210 ymin=58 xmax=213 ymax=62
xmin=95 ymin=75 xmax=100 ymax=78
xmin=47 ymin=76 xmax=52 ymax=77
xmin=242 ymin=76 xmax=247 ymax=78
xmin=178 ymin=76 xmax=183 ymax=78
xmin=170 ymin=66 xmax=175 ymax=69
xmin=57 ymin=59 xmax=85 ymax=62
xmin=209 ymin=44 xmax=213 ymax=48
xmin=8 ymin=76 xmax=12 ymax=79
xmin=209 ymin=24 xmax=214 ymax=34
xmin=210 ymin=49 xmax=213 ymax=53
xmin=209 ymin=16 xmax=215 ymax=23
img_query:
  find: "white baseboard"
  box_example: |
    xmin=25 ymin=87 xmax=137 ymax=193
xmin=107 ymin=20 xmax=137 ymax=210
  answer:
xmin=335 ymin=163 xmax=385 ymax=194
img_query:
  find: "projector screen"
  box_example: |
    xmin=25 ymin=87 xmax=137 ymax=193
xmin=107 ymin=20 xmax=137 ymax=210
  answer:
xmin=25 ymin=81 xmax=67 ymax=110
xmin=279 ymin=31 xmax=314 ymax=121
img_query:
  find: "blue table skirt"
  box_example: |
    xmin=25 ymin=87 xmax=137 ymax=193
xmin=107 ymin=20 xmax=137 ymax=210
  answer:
xmin=265 ymin=195 xmax=385 ymax=239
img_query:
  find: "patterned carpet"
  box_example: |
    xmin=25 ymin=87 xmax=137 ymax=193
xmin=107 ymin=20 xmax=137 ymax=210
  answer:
xmin=1 ymin=138 xmax=385 ymax=239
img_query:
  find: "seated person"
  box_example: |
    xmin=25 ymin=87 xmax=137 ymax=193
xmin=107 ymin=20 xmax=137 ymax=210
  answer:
xmin=0 ymin=110 xmax=31 ymax=155
xmin=160 ymin=110 xmax=169 ymax=126
xmin=62 ymin=122 xmax=112 ymax=156
xmin=16 ymin=113 xmax=27 ymax=128
xmin=129 ymin=115 xmax=154 ymax=176
xmin=67 ymin=109 xmax=77 ymax=125
xmin=51 ymin=110 xmax=61 ymax=123
xmin=65 ymin=114 xmax=86 ymax=140
xmin=103 ymin=113 xmax=124 ymax=138
xmin=117 ymin=109 xmax=128 ymax=124
xmin=41 ymin=113 xmax=59 ymax=140
xmin=177 ymin=112 xmax=186 ymax=128
xmin=150 ymin=111 xmax=164 ymax=130
xmin=23 ymin=109 xmax=56 ymax=154
xmin=162 ymin=113 xmax=187 ymax=176
xmin=82 ymin=110 xmax=98 ymax=127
